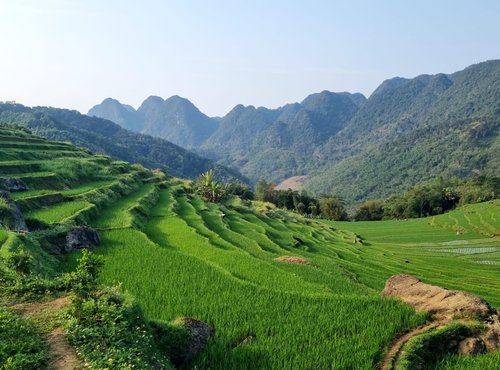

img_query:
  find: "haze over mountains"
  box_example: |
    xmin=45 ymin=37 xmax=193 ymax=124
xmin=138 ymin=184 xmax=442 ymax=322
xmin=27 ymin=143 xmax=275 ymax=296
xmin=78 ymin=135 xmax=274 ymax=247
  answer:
xmin=88 ymin=60 xmax=500 ymax=203
xmin=89 ymin=95 xmax=219 ymax=148
xmin=0 ymin=103 xmax=243 ymax=182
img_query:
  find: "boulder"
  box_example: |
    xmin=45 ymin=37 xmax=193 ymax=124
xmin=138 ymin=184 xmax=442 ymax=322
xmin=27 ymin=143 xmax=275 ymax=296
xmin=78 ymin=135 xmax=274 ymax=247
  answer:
xmin=65 ymin=227 xmax=100 ymax=252
xmin=0 ymin=191 xmax=28 ymax=231
xmin=177 ymin=317 xmax=214 ymax=363
xmin=0 ymin=178 xmax=28 ymax=192
xmin=458 ymin=337 xmax=486 ymax=355
xmin=381 ymin=274 xmax=495 ymax=321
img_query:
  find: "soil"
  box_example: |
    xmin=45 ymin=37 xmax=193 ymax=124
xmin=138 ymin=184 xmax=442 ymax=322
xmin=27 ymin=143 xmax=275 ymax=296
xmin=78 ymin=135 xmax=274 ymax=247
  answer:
xmin=274 ymin=256 xmax=309 ymax=264
xmin=379 ymin=275 xmax=500 ymax=369
xmin=10 ymin=296 xmax=80 ymax=370
xmin=274 ymin=176 xmax=307 ymax=191
xmin=46 ymin=327 xmax=80 ymax=370
xmin=381 ymin=275 xmax=496 ymax=321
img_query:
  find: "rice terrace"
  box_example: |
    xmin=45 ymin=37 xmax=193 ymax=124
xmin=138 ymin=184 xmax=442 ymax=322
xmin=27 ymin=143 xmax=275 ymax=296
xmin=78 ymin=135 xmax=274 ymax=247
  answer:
xmin=0 ymin=123 xmax=498 ymax=370
xmin=1 ymin=2 xmax=500 ymax=369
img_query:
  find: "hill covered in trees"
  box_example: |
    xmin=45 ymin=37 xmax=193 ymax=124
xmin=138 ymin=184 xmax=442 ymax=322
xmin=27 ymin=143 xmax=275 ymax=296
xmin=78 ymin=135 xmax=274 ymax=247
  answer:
xmin=89 ymin=95 xmax=219 ymax=148
xmin=89 ymin=60 xmax=499 ymax=204
xmin=0 ymin=103 xmax=244 ymax=182
xmin=306 ymin=60 xmax=500 ymax=202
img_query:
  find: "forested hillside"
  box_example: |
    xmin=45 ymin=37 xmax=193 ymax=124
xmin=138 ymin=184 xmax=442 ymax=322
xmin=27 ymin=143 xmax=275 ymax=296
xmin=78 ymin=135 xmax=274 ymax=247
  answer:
xmin=306 ymin=60 xmax=500 ymax=202
xmin=89 ymin=95 xmax=219 ymax=148
xmin=88 ymin=60 xmax=500 ymax=204
xmin=0 ymin=103 xmax=243 ymax=182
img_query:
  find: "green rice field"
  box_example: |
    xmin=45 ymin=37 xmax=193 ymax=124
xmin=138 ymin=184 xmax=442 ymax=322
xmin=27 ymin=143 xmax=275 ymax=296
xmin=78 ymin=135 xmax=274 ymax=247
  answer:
xmin=1 ymin=126 xmax=499 ymax=369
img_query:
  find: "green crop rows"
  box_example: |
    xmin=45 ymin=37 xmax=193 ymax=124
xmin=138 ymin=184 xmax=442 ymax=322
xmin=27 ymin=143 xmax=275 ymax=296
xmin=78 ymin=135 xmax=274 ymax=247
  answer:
xmin=72 ymin=184 xmax=498 ymax=369
xmin=1 ymin=126 xmax=499 ymax=369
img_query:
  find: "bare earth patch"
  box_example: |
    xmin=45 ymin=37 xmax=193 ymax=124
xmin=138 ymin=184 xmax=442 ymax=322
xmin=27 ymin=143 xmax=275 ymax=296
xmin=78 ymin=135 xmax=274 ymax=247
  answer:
xmin=275 ymin=256 xmax=309 ymax=265
xmin=274 ymin=176 xmax=307 ymax=191
xmin=47 ymin=327 xmax=80 ymax=370
xmin=11 ymin=296 xmax=80 ymax=370
xmin=381 ymin=275 xmax=495 ymax=321
xmin=11 ymin=296 xmax=70 ymax=318
xmin=379 ymin=275 xmax=500 ymax=369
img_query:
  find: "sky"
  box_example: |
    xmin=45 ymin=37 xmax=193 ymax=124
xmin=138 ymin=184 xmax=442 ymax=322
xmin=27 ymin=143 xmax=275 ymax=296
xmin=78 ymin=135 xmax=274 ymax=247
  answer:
xmin=0 ymin=0 xmax=499 ymax=117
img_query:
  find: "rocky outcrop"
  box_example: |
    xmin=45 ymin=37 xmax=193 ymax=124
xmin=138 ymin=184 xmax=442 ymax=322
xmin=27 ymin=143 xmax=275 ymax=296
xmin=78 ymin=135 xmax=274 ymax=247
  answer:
xmin=0 ymin=191 xmax=28 ymax=231
xmin=381 ymin=274 xmax=500 ymax=358
xmin=0 ymin=178 xmax=28 ymax=192
xmin=177 ymin=317 xmax=214 ymax=364
xmin=381 ymin=274 xmax=495 ymax=321
xmin=65 ymin=227 xmax=100 ymax=252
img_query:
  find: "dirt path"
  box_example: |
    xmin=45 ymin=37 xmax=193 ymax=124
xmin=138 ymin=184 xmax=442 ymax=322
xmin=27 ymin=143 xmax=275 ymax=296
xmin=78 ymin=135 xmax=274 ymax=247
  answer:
xmin=380 ymin=322 xmax=440 ymax=370
xmin=46 ymin=327 xmax=80 ymax=370
xmin=10 ymin=296 xmax=80 ymax=370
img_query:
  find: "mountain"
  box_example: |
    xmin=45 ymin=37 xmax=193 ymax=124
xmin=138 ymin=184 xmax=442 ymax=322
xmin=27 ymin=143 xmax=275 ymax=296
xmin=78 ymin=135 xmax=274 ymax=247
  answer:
xmin=305 ymin=60 xmax=500 ymax=202
xmin=0 ymin=102 xmax=245 ymax=182
xmin=88 ymin=97 xmax=142 ymax=131
xmin=86 ymin=60 xmax=499 ymax=204
xmin=200 ymin=91 xmax=366 ymax=181
xmin=88 ymin=95 xmax=219 ymax=148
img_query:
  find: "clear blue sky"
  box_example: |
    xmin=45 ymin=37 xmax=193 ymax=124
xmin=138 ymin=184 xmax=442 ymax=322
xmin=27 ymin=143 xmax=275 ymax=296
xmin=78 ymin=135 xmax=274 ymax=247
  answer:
xmin=0 ymin=0 xmax=499 ymax=116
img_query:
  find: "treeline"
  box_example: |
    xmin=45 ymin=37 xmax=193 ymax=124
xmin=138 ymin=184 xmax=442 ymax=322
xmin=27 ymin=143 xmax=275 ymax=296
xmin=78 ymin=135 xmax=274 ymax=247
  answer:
xmin=354 ymin=175 xmax=499 ymax=221
xmin=255 ymin=180 xmax=348 ymax=220
xmin=195 ymin=173 xmax=497 ymax=222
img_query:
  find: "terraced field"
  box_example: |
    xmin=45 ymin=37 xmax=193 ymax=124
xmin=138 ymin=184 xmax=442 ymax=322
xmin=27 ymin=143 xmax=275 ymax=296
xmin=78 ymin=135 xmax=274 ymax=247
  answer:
xmin=64 ymin=184 xmax=497 ymax=369
xmin=429 ymin=200 xmax=499 ymax=237
xmin=1 ymin=126 xmax=499 ymax=369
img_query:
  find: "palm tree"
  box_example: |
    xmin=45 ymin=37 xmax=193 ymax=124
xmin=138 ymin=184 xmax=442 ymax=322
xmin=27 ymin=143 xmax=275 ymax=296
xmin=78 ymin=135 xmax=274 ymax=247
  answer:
xmin=196 ymin=170 xmax=226 ymax=202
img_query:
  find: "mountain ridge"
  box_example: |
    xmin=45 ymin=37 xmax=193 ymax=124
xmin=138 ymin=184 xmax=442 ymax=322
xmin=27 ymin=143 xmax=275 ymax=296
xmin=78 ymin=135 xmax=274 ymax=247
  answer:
xmin=87 ymin=59 xmax=500 ymax=203
xmin=0 ymin=102 xmax=245 ymax=182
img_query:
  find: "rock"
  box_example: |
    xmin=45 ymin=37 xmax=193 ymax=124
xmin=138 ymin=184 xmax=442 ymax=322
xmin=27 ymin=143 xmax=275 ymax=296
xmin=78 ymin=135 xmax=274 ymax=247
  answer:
xmin=176 ymin=317 xmax=214 ymax=363
xmin=381 ymin=274 xmax=500 ymax=357
xmin=0 ymin=191 xmax=28 ymax=231
xmin=65 ymin=227 xmax=100 ymax=252
xmin=458 ymin=337 xmax=486 ymax=355
xmin=381 ymin=274 xmax=495 ymax=321
xmin=0 ymin=178 xmax=28 ymax=192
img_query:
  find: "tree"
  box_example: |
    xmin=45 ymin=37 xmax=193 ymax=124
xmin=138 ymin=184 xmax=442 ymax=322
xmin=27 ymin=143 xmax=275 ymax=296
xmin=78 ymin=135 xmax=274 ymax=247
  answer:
xmin=319 ymin=195 xmax=348 ymax=220
xmin=195 ymin=170 xmax=227 ymax=203
xmin=354 ymin=200 xmax=385 ymax=221
xmin=255 ymin=179 xmax=274 ymax=202
xmin=296 ymin=202 xmax=306 ymax=215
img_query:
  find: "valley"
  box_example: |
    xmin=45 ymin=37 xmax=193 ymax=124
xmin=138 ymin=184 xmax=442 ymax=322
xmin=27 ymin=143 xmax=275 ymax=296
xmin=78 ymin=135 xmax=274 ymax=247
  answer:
xmin=88 ymin=60 xmax=500 ymax=204
xmin=0 ymin=125 xmax=498 ymax=369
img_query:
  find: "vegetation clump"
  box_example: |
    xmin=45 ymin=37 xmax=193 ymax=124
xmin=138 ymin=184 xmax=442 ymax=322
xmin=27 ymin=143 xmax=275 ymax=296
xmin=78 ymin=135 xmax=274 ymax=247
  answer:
xmin=397 ymin=323 xmax=482 ymax=370
xmin=0 ymin=307 xmax=47 ymax=369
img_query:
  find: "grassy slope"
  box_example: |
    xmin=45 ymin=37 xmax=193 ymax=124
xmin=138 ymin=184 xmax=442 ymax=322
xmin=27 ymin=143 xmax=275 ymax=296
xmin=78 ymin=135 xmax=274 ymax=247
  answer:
xmin=88 ymin=187 xmax=422 ymax=369
xmin=2 ymin=126 xmax=499 ymax=369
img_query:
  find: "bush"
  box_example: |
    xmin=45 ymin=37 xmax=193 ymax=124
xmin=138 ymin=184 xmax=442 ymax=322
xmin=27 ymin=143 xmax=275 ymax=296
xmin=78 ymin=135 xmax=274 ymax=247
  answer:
xmin=150 ymin=320 xmax=191 ymax=367
xmin=6 ymin=249 xmax=33 ymax=275
xmin=397 ymin=323 xmax=482 ymax=370
xmin=67 ymin=287 xmax=173 ymax=370
xmin=0 ymin=308 xmax=47 ymax=369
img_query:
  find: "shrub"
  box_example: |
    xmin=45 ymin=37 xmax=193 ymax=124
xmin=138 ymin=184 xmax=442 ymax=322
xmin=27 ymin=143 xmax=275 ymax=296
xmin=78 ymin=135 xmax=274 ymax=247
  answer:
xmin=0 ymin=308 xmax=47 ymax=369
xmin=66 ymin=287 xmax=173 ymax=370
xmin=6 ymin=248 xmax=33 ymax=275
